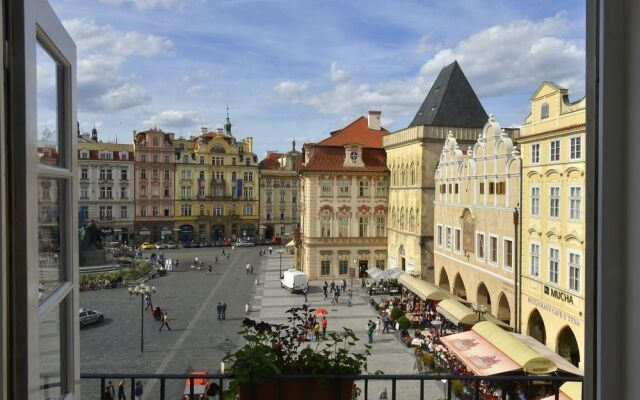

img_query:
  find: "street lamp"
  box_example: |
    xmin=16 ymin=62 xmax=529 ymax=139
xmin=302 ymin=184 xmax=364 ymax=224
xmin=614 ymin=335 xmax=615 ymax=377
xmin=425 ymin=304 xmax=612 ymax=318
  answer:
xmin=128 ymin=283 xmax=156 ymax=353
xmin=471 ymin=303 xmax=487 ymax=322
xmin=278 ymin=249 xmax=285 ymax=279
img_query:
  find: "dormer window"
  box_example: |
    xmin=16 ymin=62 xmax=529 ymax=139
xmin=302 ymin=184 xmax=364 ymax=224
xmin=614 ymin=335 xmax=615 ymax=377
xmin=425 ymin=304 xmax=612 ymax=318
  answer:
xmin=350 ymin=151 xmax=358 ymax=161
xmin=541 ymin=102 xmax=549 ymax=119
xmin=120 ymin=152 xmax=128 ymax=160
xmin=79 ymin=150 xmax=89 ymax=159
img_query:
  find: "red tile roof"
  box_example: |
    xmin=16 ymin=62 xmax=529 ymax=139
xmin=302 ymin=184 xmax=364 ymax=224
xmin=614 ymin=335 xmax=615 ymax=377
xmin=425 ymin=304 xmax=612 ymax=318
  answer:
xmin=258 ymin=151 xmax=303 ymax=170
xmin=302 ymin=145 xmax=388 ymax=172
xmin=318 ymin=116 xmax=387 ymax=148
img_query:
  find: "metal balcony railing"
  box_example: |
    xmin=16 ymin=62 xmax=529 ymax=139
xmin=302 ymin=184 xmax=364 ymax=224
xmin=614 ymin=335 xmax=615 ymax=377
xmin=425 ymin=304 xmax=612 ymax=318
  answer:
xmin=80 ymin=372 xmax=582 ymax=400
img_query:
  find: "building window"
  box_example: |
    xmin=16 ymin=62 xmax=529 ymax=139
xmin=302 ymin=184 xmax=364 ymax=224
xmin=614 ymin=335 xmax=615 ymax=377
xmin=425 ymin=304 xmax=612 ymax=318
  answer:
xmin=152 ymin=155 xmax=158 ymax=163
xmin=550 ymin=140 xmax=561 ymax=162
xmin=200 ymin=156 xmax=205 ymax=165
xmin=232 ymin=157 xmax=236 ymax=166
xmin=359 ymin=217 xmax=369 ymax=237
xmin=140 ymin=154 xmax=147 ymax=163
xmin=181 ymin=204 xmax=192 ymax=216
xmin=549 ymin=186 xmax=560 ymax=218
xmin=140 ymin=169 xmax=146 ymax=179
xmin=152 ymin=169 xmax=158 ymax=179
xmin=164 ymin=155 xmax=170 ymax=163
xmin=476 ymin=233 xmax=485 ymax=259
xmin=489 ymin=236 xmax=498 ymax=264
xmin=164 ymin=208 xmax=170 ymax=217
xmin=339 ymin=260 xmax=348 ymax=275
xmin=496 ymin=182 xmax=505 ymax=195
xmin=182 ymin=155 xmax=189 ymax=164
xmin=280 ymin=191 xmax=285 ymax=203
xmin=338 ymin=216 xmax=349 ymax=237
xmin=541 ymin=102 xmax=549 ymax=119
xmin=321 ymin=180 xmax=332 ymax=196
xmin=358 ymin=181 xmax=370 ymax=197
xmin=99 ymin=168 xmax=112 ymax=180
xmin=120 ymin=206 xmax=127 ymax=218
xmin=454 ymin=228 xmax=461 ymax=252
xmin=479 ymin=182 xmax=484 ymax=195
xmin=181 ymin=170 xmax=191 ymax=180
xmin=292 ymin=208 xmax=297 ymax=219
xmin=280 ymin=226 xmax=286 ymax=235
xmin=530 ymin=243 xmax=540 ymax=277
xmin=376 ymin=259 xmax=385 ymax=269
xmin=321 ymin=216 xmax=331 ymax=237
xmin=376 ymin=216 xmax=385 ymax=237
xmin=140 ymin=186 xmax=147 ymax=197
xmin=80 ymin=187 xmax=88 ymax=199
xmin=99 ymin=206 xmax=113 ymax=219
xmin=291 ymin=191 xmax=297 ymax=203
xmin=120 ymin=187 xmax=127 ymax=199
xmin=454 ymin=183 xmax=459 ymax=194
xmin=549 ymin=247 xmax=560 ymax=284
xmin=437 ymin=225 xmax=443 ymax=247
xmin=164 ymin=169 xmax=170 ymax=180
xmin=503 ymin=239 xmax=513 ymax=270
xmin=570 ymin=186 xmax=582 ymax=220
xmin=214 ymin=204 xmax=223 ymax=216
xmin=489 ymin=182 xmax=495 ymax=195
xmin=266 ymin=191 xmax=272 ymax=203
xmin=531 ymin=143 xmax=540 ymax=164
xmin=120 ymin=168 xmax=128 ymax=181
xmin=164 ymin=188 xmax=170 ymax=197
xmin=152 ymin=206 xmax=158 ymax=217
xmin=243 ymin=187 xmax=253 ymax=200
xmin=140 ymin=206 xmax=147 ymax=216
xmin=338 ymin=181 xmax=350 ymax=197
xmin=99 ymin=186 xmax=112 ymax=199
xmin=570 ymin=137 xmax=582 ymax=160
xmin=376 ymin=180 xmax=387 ymax=197
xmin=80 ymin=150 xmax=89 ymax=159
xmin=445 ymin=227 xmax=452 ymax=250
xmin=80 ymin=206 xmax=89 ymax=219
xmin=569 ymin=252 xmax=581 ymax=292
xmin=244 ymin=203 xmax=253 ymax=216
xmin=81 ymin=168 xmax=88 ymax=180
xmin=531 ymin=186 xmax=540 ymax=216
xmin=320 ymin=261 xmax=331 ymax=276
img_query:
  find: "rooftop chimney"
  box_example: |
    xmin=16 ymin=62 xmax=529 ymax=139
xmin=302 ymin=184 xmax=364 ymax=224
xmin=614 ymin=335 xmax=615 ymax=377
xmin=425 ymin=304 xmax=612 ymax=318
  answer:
xmin=368 ymin=110 xmax=381 ymax=130
xmin=200 ymin=127 xmax=208 ymax=136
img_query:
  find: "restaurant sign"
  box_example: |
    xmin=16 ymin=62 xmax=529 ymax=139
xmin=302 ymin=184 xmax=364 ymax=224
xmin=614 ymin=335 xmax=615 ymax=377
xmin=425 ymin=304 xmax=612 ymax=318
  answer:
xmin=544 ymin=285 xmax=574 ymax=305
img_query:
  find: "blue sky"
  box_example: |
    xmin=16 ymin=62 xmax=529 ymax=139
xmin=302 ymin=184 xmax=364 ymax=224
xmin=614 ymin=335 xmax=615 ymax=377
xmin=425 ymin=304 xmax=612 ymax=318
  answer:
xmin=49 ymin=0 xmax=585 ymax=158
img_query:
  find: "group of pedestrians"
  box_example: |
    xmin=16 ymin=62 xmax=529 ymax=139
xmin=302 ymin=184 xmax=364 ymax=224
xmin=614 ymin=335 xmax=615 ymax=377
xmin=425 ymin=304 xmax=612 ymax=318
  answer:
xmin=103 ymin=379 xmax=142 ymax=400
xmin=321 ymin=280 xmax=349 ymax=305
xmin=216 ymin=301 xmax=227 ymax=320
xmin=245 ymin=263 xmax=255 ymax=274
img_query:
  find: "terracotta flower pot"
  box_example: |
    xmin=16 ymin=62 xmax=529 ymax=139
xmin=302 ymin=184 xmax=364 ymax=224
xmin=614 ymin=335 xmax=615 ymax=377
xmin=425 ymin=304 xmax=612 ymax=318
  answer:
xmin=239 ymin=378 xmax=354 ymax=400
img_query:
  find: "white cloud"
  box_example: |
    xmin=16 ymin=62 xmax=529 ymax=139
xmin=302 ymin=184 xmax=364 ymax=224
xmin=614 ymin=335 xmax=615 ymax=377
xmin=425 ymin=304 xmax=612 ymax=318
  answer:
xmin=63 ymin=18 xmax=172 ymax=112
xmin=143 ymin=110 xmax=200 ymax=129
xmin=276 ymin=15 xmax=585 ymax=123
xmin=186 ymin=84 xmax=205 ymax=96
xmin=99 ymin=0 xmax=179 ymax=12
xmin=274 ymin=80 xmax=309 ymax=100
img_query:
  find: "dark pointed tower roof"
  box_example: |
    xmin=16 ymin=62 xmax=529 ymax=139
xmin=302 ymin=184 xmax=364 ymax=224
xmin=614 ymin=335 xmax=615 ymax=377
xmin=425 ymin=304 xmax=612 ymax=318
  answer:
xmin=224 ymin=106 xmax=233 ymax=137
xmin=409 ymin=60 xmax=487 ymax=128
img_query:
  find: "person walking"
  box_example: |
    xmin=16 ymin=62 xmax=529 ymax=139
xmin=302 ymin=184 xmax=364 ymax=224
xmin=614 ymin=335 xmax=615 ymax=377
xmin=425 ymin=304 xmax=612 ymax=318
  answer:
xmin=159 ymin=312 xmax=172 ymax=331
xmin=322 ymin=285 xmax=328 ymax=301
xmin=367 ymin=320 xmax=375 ymax=343
xmin=175 ymin=259 xmax=179 ymax=270
xmin=221 ymin=301 xmax=227 ymax=320
xmin=321 ymin=316 xmax=327 ymax=338
xmin=342 ymin=279 xmax=347 ymax=292
xmin=117 ymin=379 xmax=126 ymax=400
xmin=330 ymin=280 xmax=335 ymax=293
xmin=246 ymin=263 xmax=251 ymax=274
xmin=144 ymin=295 xmax=152 ymax=311
xmin=376 ymin=316 xmax=383 ymax=336
xmin=335 ymin=287 xmax=340 ymax=303
xmin=382 ymin=314 xmax=390 ymax=333
xmin=347 ymin=289 xmax=353 ymax=307
xmin=378 ymin=387 xmax=388 ymax=400
xmin=268 ymin=246 xmax=272 ymax=255
xmin=303 ymin=285 xmax=308 ymax=302
xmin=216 ymin=302 xmax=223 ymax=320
xmin=105 ymin=380 xmax=115 ymax=400
xmin=134 ymin=380 xmax=143 ymax=400
xmin=222 ymin=248 xmax=225 ymax=256
xmin=314 ymin=322 xmax=321 ymax=342
xmin=215 ymin=256 xmax=219 ymax=265
xmin=250 ymin=264 xmax=254 ymax=274
xmin=207 ymin=263 xmax=212 ymax=274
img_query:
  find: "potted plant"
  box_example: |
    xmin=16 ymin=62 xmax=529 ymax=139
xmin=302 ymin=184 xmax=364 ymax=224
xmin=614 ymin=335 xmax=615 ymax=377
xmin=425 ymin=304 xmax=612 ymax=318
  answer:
xmin=223 ymin=305 xmax=371 ymax=400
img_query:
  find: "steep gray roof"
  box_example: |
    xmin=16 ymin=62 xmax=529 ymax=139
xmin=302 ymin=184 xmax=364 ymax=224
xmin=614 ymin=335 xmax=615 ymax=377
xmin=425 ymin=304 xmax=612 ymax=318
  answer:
xmin=409 ymin=61 xmax=488 ymax=128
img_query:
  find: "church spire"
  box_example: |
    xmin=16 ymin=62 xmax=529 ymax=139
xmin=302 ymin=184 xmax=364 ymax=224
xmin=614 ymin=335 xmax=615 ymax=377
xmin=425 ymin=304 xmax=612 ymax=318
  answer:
xmin=224 ymin=106 xmax=233 ymax=136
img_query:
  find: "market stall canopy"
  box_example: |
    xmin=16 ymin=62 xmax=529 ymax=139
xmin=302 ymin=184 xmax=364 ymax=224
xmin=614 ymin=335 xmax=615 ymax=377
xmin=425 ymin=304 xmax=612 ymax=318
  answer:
xmin=440 ymin=329 xmax=521 ymax=376
xmin=436 ymin=299 xmax=514 ymax=331
xmin=541 ymin=382 xmax=582 ymax=400
xmin=398 ymin=274 xmax=450 ymax=300
xmin=285 ymin=240 xmax=295 ymax=247
xmin=515 ymin=334 xmax=582 ymax=376
xmin=473 ymin=321 xmax=557 ymax=374
xmin=384 ymin=267 xmax=403 ymax=279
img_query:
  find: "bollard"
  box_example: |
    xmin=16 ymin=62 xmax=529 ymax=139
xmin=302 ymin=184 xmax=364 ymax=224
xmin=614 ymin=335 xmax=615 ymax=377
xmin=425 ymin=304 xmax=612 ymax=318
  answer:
xmin=254 ymin=278 xmax=259 ymax=285
xmin=245 ymin=304 xmax=250 ymax=314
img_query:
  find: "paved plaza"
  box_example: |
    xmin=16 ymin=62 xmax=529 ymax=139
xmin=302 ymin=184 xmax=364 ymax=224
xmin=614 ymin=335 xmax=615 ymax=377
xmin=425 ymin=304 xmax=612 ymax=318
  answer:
xmin=81 ymin=247 xmax=446 ymax=399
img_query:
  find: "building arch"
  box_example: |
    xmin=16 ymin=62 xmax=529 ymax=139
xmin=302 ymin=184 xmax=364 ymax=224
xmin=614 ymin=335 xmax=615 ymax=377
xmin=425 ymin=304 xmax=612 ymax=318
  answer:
xmin=476 ymin=282 xmax=491 ymax=308
xmin=496 ymin=292 xmax=511 ymax=324
xmin=556 ymin=326 xmax=580 ymax=367
xmin=438 ymin=267 xmax=450 ymax=291
xmin=527 ymin=309 xmax=547 ymax=345
xmin=453 ymin=273 xmax=467 ymax=300
xmin=178 ymin=224 xmax=195 ymax=243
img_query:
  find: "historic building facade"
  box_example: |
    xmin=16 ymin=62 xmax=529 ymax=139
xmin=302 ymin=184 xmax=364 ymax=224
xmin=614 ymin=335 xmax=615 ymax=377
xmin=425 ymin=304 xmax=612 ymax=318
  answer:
xmin=433 ymin=117 xmax=521 ymax=328
xmin=258 ymin=143 xmax=302 ymax=241
xmin=173 ymin=114 xmax=259 ymax=243
xmin=519 ymin=82 xmax=586 ymax=369
xmin=383 ymin=61 xmax=487 ymax=281
xmin=298 ymin=112 xmax=389 ymax=280
xmin=77 ymin=128 xmax=135 ymax=243
xmin=133 ymin=128 xmax=176 ymax=243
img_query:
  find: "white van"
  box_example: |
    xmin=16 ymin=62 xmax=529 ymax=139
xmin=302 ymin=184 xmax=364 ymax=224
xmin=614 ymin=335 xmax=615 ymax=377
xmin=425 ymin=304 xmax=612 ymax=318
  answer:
xmin=281 ymin=269 xmax=308 ymax=293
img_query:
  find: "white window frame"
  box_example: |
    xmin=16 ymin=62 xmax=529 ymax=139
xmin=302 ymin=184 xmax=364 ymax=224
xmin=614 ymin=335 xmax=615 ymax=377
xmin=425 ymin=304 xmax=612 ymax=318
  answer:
xmin=569 ymin=184 xmax=583 ymax=221
xmin=454 ymin=228 xmax=462 ymax=253
xmin=550 ymin=139 xmax=561 ymax=162
xmin=569 ymin=135 xmax=582 ymax=160
xmin=445 ymin=226 xmax=452 ymax=250
xmin=488 ymin=234 xmax=499 ymax=266
xmin=549 ymin=246 xmax=561 ymax=285
xmin=567 ymin=250 xmax=582 ymax=293
xmin=530 ymin=143 xmax=540 ymax=164
xmin=549 ymin=185 xmax=561 ymax=219
xmin=530 ymin=185 xmax=540 ymax=217
xmin=503 ymin=237 xmax=514 ymax=272
xmin=437 ymin=224 xmax=443 ymax=247
xmin=476 ymin=231 xmax=485 ymax=261
xmin=530 ymin=242 xmax=541 ymax=277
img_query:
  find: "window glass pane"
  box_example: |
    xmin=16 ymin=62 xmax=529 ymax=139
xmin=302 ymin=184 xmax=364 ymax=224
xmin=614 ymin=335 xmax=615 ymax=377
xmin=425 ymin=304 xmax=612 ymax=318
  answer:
xmin=36 ymin=43 xmax=61 ymax=167
xmin=39 ymin=305 xmax=62 ymax=399
xmin=39 ymin=178 xmax=65 ymax=302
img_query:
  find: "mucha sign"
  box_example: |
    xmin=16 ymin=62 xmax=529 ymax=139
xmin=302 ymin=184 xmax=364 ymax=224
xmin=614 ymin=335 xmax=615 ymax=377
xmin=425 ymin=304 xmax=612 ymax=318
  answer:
xmin=544 ymin=285 xmax=574 ymax=305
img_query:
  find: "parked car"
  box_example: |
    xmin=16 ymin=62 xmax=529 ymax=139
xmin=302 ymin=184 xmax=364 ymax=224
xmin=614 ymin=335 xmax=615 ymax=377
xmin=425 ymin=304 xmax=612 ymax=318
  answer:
xmin=165 ymin=241 xmax=179 ymax=249
xmin=236 ymin=240 xmax=255 ymax=247
xmin=140 ymin=242 xmax=156 ymax=250
xmin=271 ymin=236 xmax=282 ymax=245
xmin=79 ymin=308 xmax=104 ymax=328
xmin=222 ymin=239 xmax=231 ymax=246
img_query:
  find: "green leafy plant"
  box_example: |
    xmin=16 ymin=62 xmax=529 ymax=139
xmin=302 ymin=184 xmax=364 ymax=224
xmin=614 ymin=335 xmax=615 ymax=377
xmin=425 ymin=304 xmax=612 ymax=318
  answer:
xmin=223 ymin=305 xmax=372 ymax=396
xmin=396 ymin=315 xmax=410 ymax=330
xmin=421 ymin=354 xmax=435 ymax=370
xmin=390 ymin=307 xmax=403 ymax=321
xmin=451 ymin=380 xmax=464 ymax=397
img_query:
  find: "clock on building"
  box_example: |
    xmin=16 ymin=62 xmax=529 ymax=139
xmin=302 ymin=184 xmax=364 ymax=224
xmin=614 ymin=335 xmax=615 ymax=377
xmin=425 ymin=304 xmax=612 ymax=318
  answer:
xmin=350 ymin=151 xmax=358 ymax=161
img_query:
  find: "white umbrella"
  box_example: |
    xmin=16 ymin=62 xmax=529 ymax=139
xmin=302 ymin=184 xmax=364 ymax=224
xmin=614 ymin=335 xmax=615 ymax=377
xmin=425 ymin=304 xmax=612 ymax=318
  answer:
xmin=384 ymin=268 xmax=404 ymax=280
xmin=366 ymin=268 xmax=384 ymax=280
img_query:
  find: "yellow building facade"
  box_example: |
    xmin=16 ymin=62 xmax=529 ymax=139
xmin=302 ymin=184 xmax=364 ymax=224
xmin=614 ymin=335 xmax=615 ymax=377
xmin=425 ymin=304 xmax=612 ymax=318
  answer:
xmin=519 ymin=82 xmax=585 ymax=369
xmin=173 ymin=117 xmax=259 ymax=243
xmin=433 ymin=118 xmax=521 ymax=329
